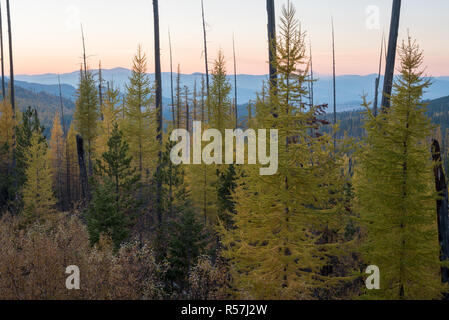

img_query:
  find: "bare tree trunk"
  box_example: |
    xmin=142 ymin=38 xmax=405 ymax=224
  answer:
xmin=193 ymin=80 xmax=197 ymax=121
xmin=169 ymin=29 xmax=175 ymax=125
xmin=76 ymin=135 xmax=89 ymax=206
xmin=381 ymin=0 xmax=401 ymax=112
xmin=153 ymin=0 xmax=163 ymax=228
xmin=331 ymin=17 xmax=337 ymax=150
xmin=98 ymin=61 xmax=103 ymax=120
xmin=233 ymin=34 xmax=238 ymax=128
xmin=373 ymin=34 xmax=385 ymax=117
xmin=184 ymin=86 xmax=190 ymax=133
xmin=176 ymin=65 xmax=181 ymax=128
xmin=201 ymin=74 xmax=205 ymax=123
xmin=59 ymin=75 xmax=71 ymax=210
xmin=432 ymin=139 xmax=449 ymax=295
xmin=201 ymin=0 xmax=210 ymax=96
xmin=266 ymin=0 xmax=277 ymax=92
xmin=6 ymin=0 xmax=16 ymax=185
xmin=0 ymin=3 xmax=5 ymax=100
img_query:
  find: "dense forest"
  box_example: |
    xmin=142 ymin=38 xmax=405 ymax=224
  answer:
xmin=0 ymin=0 xmax=448 ymax=300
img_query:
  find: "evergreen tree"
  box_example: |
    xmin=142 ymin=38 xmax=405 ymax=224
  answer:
xmin=217 ymin=164 xmax=237 ymax=230
xmin=208 ymin=50 xmax=233 ymax=132
xmin=167 ymin=208 xmax=208 ymax=292
xmin=74 ymin=67 xmax=100 ymax=175
xmin=159 ymin=141 xmax=186 ymax=218
xmin=97 ymin=81 xmax=121 ymax=156
xmin=21 ymin=131 xmax=56 ymax=225
xmin=187 ymin=52 xmax=234 ymax=226
xmin=15 ymin=107 xmax=45 ymax=194
xmin=49 ymin=112 xmax=65 ymax=208
xmin=123 ymin=45 xmax=157 ymax=190
xmin=85 ymin=123 xmax=140 ymax=248
xmin=220 ymin=3 xmax=350 ymax=299
xmin=356 ymin=37 xmax=443 ymax=300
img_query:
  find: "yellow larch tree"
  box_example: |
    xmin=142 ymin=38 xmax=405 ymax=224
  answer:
xmin=123 ymin=45 xmax=158 ymax=192
xmin=97 ymin=82 xmax=121 ymax=156
xmin=49 ymin=112 xmax=65 ymax=208
xmin=220 ymin=3 xmax=352 ymax=299
xmin=22 ymin=132 xmax=57 ymax=225
xmin=0 ymin=100 xmax=15 ymax=166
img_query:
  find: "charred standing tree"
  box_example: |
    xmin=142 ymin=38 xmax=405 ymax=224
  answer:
xmin=331 ymin=18 xmax=337 ymax=150
xmin=169 ymin=29 xmax=175 ymax=125
xmin=0 ymin=3 xmax=5 ymax=100
xmin=6 ymin=0 xmax=14 ymax=109
xmin=432 ymin=140 xmax=449 ymax=290
xmin=373 ymin=34 xmax=385 ymax=117
xmin=381 ymin=0 xmax=401 ymax=112
xmin=201 ymin=0 xmax=210 ymax=96
xmin=233 ymin=34 xmax=238 ymax=128
xmin=153 ymin=0 xmax=163 ymax=228
xmin=76 ymin=135 xmax=89 ymax=205
xmin=98 ymin=61 xmax=103 ymax=120
xmin=266 ymin=0 xmax=277 ymax=92
xmin=6 ymin=0 xmax=16 ymax=181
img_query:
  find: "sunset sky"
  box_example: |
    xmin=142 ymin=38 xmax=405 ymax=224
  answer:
xmin=6 ymin=0 xmax=449 ymax=76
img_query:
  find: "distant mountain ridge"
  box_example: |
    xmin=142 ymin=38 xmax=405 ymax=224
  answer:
xmin=14 ymin=68 xmax=449 ymax=112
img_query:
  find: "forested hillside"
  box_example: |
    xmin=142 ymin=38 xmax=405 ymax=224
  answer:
xmin=10 ymin=84 xmax=75 ymax=136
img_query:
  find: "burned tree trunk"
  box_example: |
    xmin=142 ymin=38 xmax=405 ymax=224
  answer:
xmin=98 ymin=61 xmax=103 ymax=120
xmin=331 ymin=18 xmax=337 ymax=150
xmin=0 ymin=3 xmax=5 ymax=100
xmin=169 ymin=29 xmax=175 ymax=126
xmin=381 ymin=0 xmax=401 ymax=112
xmin=432 ymin=139 xmax=449 ymax=289
xmin=266 ymin=0 xmax=277 ymax=92
xmin=373 ymin=34 xmax=385 ymax=117
xmin=6 ymin=0 xmax=14 ymax=110
xmin=201 ymin=0 xmax=210 ymax=96
xmin=153 ymin=0 xmax=163 ymax=228
xmin=76 ymin=135 xmax=89 ymax=205
xmin=6 ymin=0 xmax=16 ymax=185
xmin=233 ymin=34 xmax=238 ymax=128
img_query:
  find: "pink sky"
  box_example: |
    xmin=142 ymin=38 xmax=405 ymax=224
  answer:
xmin=6 ymin=0 xmax=449 ymax=76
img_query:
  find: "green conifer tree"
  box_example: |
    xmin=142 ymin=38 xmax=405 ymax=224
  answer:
xmin=123 ymin=45 xmax=157 ymax=191
xmin=356 ymin=36 xmax=444 ymax=300
xmin=220 ymin=3 xmax=350 ymax=299
xmin=74 ymin=68 xmax=100 ymax=175
xmin=85 ymin=123 xmax=140 ymax=248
